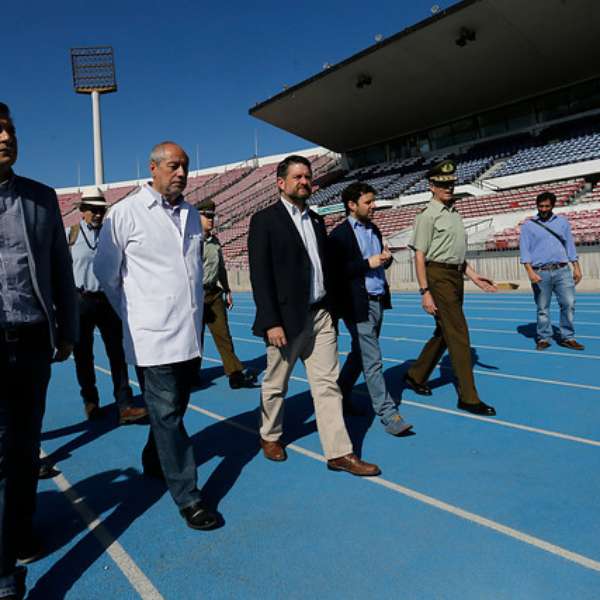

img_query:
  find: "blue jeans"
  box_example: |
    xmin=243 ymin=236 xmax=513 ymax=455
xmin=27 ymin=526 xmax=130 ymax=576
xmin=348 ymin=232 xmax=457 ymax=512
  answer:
xmin=532 ymin=266 xmax=576 ymax=342
xmin=139 ymin=359 xmax=202 ymax=510
xmin=0 ymin=323 xmax=52 ymax=598
xmin=338 ymin=300 xmax=401 ymax=431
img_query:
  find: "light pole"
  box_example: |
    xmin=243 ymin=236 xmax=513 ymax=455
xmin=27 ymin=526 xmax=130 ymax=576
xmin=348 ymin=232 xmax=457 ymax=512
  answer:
xmin=70 ymin=46 xmax=117 ymax=186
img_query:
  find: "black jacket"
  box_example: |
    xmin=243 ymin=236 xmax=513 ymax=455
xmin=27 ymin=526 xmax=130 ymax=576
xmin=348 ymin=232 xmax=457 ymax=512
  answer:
xmin=248 ymin=200 xmax=332 ymax=341
xmin=328 ymin=218 xmax=391 ymax=323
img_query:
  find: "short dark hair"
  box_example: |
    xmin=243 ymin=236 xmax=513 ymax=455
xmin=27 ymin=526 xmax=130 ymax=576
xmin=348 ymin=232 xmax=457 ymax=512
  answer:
xmin=276 ymin=154 xmax=312 ymax=179
xmin=341 ymin=181 xmax=376 ymax=215
xmin=536 ymin=191 xmax=556 ymax=207
xmin=0 ymin=102 xmax=10 ymax=119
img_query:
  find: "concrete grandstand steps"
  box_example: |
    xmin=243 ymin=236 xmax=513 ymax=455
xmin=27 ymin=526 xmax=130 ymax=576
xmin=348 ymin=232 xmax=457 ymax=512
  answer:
xmin=477 ymin=158 xmax=509 ymax=183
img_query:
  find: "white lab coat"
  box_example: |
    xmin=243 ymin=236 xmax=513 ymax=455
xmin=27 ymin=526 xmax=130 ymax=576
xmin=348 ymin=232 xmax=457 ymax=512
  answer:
xmin=94 ymin=186 xmax=204 ymax=366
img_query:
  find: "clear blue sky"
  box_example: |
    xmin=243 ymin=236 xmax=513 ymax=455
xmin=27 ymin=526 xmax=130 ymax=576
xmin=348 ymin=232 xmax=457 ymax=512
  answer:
xmin=5 ymin=0 xmax=456 ymax=188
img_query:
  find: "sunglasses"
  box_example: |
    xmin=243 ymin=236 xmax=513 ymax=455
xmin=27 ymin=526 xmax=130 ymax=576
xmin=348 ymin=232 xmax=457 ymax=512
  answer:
xmin=82 ymin=205 xmax=107 ymax=214
xmin=200 ymin=211 xmax=216 ymax=218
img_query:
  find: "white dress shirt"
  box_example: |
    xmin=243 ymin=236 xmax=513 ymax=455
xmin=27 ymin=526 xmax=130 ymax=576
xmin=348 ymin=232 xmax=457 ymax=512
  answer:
xmin=94 ymin=185 xmax=204 ymax=366
xmin=280 ymin=197 xmax=325 ymax=304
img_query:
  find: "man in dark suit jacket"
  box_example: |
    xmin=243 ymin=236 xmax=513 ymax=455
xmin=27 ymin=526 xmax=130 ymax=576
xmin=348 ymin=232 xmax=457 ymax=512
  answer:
xmin=248 ymin=155 xmax=380 ymax=477
xmin=329 ymin=182 xmax=412 ymax=436
xmin=0 ymin=103 xmax=78 ymax=599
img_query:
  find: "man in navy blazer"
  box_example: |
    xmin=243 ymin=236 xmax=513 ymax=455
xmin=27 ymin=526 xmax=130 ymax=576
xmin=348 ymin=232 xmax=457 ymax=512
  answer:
xmin=248 ymin=155 xmax=380 ymax=477
xmin=0 ymin=103 xmax=77 ymax=599
xmin=328 ymin=182 xmax=412 ymax=437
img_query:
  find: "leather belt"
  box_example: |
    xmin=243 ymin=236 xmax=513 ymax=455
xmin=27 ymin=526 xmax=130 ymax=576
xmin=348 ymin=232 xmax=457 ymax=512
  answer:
xmin=426 ymin=261 xmax=465 ymax=272
xmin=0 ymin=321 xmax=48 ymax=344
xmin=368 ymin=294 xmax=385 ymax=302
xmin=533 ymin=263 xmax=568 ymax=271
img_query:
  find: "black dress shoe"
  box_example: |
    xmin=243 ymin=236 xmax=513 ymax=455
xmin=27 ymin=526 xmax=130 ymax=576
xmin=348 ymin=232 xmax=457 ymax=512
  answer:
xmin=180 ymin=502 xmax=219 ymax=530
xmin=17 ymin=536 xmax=43 ymax=564
xmin=229 ymin=370 xmax=258 ymax=389
xmin=403 ymin=374 xmax=432 ymax=396
xmin=457 ymin=400 xmax=496 ymax=416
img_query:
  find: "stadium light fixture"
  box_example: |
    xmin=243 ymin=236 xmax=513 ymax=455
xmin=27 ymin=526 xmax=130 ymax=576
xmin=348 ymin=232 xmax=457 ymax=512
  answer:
xmin=70 ymin=46 xmax=117 ymax=185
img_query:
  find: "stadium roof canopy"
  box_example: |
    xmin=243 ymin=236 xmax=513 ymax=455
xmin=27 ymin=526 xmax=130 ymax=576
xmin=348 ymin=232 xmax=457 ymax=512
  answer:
xmin=249 ymin=0 xmax=600 ymax=153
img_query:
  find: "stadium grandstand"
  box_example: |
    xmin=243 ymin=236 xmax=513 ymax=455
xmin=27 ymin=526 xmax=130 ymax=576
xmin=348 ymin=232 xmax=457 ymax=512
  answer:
xmin=55 ymin=0 xmax=600 ymax=291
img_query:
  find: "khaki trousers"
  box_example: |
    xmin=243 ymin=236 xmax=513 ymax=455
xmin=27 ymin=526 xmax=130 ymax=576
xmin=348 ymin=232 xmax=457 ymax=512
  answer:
xmin=202 ymin=289 xmax=244 ymax=376
xmin=407 ymin=264 xmax=480 ymax=404
xmin=260 ymin=308 xmax=353 ymax=460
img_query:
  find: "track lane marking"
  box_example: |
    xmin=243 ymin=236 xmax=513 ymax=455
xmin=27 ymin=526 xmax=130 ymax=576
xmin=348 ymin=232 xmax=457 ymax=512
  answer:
xmin=227 ymin=334 xmax=600 ymax=391
xmin=41 ymin=446 xmax=164 ymax=599
xmin=112 ymin=364 xmax=600 ymax=574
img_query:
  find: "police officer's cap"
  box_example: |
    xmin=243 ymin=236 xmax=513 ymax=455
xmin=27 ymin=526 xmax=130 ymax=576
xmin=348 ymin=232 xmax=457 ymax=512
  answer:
xmin=197 ymin=198 xmax=216 ymax=213
xmin=426 ymin=160 xmax=457 ymax=183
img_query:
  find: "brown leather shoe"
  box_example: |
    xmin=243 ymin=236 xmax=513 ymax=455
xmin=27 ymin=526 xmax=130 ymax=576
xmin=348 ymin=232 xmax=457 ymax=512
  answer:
xmin=558 ymin=339 xmax=585 ymax=351
xmin=536 ymin=340 xmax=551 ymax=351
xmin=327 ymin=453 xmax=381 ymax=477
xmin=119 ymin=406 xmax=148 ymax=425
xmin=260 ymin=438 xmax=287 ymax=462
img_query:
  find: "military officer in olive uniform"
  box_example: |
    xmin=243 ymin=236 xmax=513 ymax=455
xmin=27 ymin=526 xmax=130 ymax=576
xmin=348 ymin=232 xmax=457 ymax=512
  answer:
xmin=198 ymin=198 xmax=256 ymax=389
xmin=403 ymin=160 xmax=498 ymax=416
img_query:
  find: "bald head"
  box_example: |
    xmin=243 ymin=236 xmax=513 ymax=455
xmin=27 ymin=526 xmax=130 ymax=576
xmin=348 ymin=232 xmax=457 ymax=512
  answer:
xmin=149 ymin=141 xmax=189 ymax=203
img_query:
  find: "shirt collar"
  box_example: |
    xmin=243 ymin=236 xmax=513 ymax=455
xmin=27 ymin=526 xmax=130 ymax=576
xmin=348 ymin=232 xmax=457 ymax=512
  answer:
xmin=429 ymin=198 xmax=454 ymax=213
xmin=80 ymin=219 xmax=100 ymax=232
xmin=144 ymin=184 xmax=184 ymax=209
xmin=280 ymin=196 xmax=308 ymax=217
xmin=348 ymin=215 xmax=372 ymax=229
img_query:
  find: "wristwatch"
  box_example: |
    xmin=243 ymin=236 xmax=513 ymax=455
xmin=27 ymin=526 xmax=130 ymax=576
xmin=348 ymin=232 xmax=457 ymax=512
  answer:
xmin=419 ymin=287 xmax=429 ymax=295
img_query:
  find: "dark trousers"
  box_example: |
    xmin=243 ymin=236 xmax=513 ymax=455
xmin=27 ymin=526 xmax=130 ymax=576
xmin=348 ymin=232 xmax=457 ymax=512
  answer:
xmin=407 ymin=264 xmax=479 ymax=404
xmin=201 ymin=289 xmax=243 ymax=376
xmin=140 ymin=359 xmax=201 ymax=509
xmin=0 ymin=323 xmax=51 ymax=593
xmin=73 ymin=293 xmax=133 ymax=410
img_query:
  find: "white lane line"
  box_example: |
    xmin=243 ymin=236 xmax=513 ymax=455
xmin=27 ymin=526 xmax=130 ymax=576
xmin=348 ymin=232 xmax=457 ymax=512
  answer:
xmin=94 ymin=360 xmax=600 ymax=572
xmin=232 ymin=309 xmax=600 ymax=328
xmin=41 ymin=447 xmax=164 ymax=600
xmin=229 ymin=335 xmax=600 ymax=391
xmin=142 ymin=365 xmax=600 ymax=574
xmin=346 ymin=321 xmax=600 ymax=341
xmin=227 ymin=321 xmax=600 ymax=359
xmin=198 ymin=356 xmax=600 ymax=448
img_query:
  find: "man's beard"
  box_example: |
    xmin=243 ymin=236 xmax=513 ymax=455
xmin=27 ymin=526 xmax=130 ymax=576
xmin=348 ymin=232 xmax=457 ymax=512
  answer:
xmin=538 ymin=210 xmax=553 ymax=221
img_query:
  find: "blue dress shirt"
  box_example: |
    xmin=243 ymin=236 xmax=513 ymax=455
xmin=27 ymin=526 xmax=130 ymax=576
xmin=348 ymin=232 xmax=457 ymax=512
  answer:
xmin=0 ymin=175 xmax=46 ymax=324
xmin=519 ymin=214 xmax=578 ymax=267
xmin=348 ymin=216 xmax=386 ymax=295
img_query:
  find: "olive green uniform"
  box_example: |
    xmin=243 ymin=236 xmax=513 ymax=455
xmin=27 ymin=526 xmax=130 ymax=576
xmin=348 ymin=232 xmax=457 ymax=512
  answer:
xmin=202 ymin=234 xmax=244 ymax=375
xmin=407 ymin=199 xmax=480 ymax=404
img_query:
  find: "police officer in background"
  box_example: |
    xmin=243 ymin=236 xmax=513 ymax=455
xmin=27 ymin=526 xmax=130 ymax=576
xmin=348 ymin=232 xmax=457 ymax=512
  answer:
xmin=69 ymin=187 xmax=147 ymax=424
xmin=404 ymin=160 xmax=498 ymax=416
xmin=197 ymin=198 xmax=256 ymax=389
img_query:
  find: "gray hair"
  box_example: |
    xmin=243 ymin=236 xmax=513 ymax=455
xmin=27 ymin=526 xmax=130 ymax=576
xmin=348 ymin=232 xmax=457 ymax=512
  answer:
xmin=149 ymin=141 xmax=185 ymax=165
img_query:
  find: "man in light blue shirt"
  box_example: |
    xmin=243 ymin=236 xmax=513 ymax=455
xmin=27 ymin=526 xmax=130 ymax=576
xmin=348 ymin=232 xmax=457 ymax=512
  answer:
xmin=329 ymin=182 xmax=412 ymax=436
xmin=519 ymin=191 xmax=583 ymax=351
xmin=69 ymin=188 xmax=147 ymax=424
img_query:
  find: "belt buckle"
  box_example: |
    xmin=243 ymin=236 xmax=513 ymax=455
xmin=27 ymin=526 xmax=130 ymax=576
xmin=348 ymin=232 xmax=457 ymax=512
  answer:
xmin=4 ymin=327 xmax=19 ymax=343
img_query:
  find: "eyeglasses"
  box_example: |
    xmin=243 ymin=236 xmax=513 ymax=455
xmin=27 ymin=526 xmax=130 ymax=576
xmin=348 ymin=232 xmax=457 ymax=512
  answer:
xmin=200 ymin=211 xmax=216 ymax=218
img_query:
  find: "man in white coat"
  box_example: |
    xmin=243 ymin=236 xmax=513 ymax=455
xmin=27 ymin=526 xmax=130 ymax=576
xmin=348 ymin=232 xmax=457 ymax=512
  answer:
xmin=94 ymin=141 xmax=218 ymax=530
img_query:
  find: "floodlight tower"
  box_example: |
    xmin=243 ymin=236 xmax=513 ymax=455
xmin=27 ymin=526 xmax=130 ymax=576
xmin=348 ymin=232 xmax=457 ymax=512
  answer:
xmin=70 ymin=46 xmax=117 ymax=185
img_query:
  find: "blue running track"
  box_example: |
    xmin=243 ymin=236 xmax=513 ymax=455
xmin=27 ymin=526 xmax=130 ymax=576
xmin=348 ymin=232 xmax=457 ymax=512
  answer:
xmin=27 ymin=292 xmax=600 ymax=599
